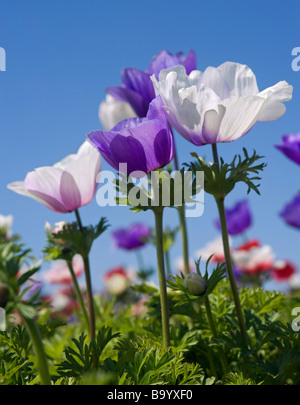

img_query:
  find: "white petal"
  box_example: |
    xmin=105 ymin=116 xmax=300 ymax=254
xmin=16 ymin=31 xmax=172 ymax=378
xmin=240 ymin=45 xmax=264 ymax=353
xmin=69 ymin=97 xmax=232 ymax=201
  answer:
xmin=218 ymin=96 xmax=268 ymax=142
xmin=98 ymin=94 xmax=136 ymax=130
xmin=198 ymin=66 xmax=230 ymax=100
xmin=217 ymin=61 xmax=259 ymax=97
xmin=62 ymin=149 xmax=101 ymax=207
xmin=257 ymin=81 xmax=293 ymax=121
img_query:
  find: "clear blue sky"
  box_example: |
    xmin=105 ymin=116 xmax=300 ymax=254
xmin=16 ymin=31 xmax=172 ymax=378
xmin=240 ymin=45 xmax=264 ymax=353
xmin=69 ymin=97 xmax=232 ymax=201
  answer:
xmin=0 ymin=0 xmax=299 ymax=293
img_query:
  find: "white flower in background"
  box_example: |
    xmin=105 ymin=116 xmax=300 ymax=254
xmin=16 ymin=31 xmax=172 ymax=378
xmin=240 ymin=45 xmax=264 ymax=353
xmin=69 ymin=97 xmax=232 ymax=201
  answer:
xmin=232 ymin=244 xmax=274 ymax=275
xmin=99 ymin=94 xmax=137 ymax=130
xmin=195 ymin=236 xmax=230 ymax=263
xmin=288 ymin=273 xmax=300 ymax=291
xmin=45 ymin=221 xmax=68 ymax=234
xmin=151 ymin=62 xmax=293 ymax=146
xmin=0 ymin=214 xmax=13 ymax=239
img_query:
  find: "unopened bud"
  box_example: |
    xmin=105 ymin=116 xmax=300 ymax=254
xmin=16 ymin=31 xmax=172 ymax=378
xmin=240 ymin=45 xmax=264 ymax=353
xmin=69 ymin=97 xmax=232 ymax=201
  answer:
xmin=0 ymin=283 xmax=10 ymax=308
xmin=183 ymin=273 xmax=207 ymax=296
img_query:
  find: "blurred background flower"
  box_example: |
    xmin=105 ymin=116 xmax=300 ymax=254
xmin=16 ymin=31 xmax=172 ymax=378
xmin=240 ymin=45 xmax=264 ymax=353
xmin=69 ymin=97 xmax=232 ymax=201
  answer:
xmin=43 ymin=254 xmax=84 ymax=284
xmin=280 ymin=194 xmax=300 ymax=230
xmin=215 ymin=199 xmax=252 ymax=236
xmin=112 ymin=222 xmax=151 ymax=251
xmin=275 ymin=132 xmax=300 ymax=165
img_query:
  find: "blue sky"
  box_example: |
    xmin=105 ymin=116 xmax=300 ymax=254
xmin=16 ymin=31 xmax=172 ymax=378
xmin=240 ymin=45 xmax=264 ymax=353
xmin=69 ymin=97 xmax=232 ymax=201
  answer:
xmin=0 ymin=0 xmax=299 ymax=293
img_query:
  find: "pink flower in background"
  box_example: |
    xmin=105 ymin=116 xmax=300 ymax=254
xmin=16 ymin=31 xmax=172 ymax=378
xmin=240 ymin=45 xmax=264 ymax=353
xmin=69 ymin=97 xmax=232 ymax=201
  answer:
xmin=195 ymin=236 xmax=231 ymax=263
xmin=7 ymin=141 xmax=101 ymax=213
xmin=174 ymin=257 xmax=196 ymax=274
xmin=43 ymin=254 xmax=84 ymax=284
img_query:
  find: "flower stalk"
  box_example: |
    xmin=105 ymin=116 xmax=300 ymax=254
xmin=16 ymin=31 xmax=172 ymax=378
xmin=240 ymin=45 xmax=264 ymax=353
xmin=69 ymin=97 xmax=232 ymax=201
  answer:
xmin=23 ymin=316 xmax=50 ymax=385
xmin=66 ymin=260 xmax=90 ymax=334
xmin=154 ymin=207 xmax=170 ymax=348
xmin=204 ymin=295 xmax=229 ymax=375
xmin=212 ymin=143 xmax=248 ymax=346
xmin=74 ymin=209 xmax=96 ymax=340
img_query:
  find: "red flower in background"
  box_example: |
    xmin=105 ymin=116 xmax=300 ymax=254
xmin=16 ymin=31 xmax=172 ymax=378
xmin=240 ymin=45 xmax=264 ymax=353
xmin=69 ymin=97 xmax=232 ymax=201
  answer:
xmin=270 ymin=260 xmax=296 ymax=281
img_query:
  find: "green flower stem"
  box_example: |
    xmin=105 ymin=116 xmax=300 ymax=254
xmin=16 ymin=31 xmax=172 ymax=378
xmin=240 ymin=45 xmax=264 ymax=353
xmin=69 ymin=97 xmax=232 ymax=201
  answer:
xmin=204 ymin=296 xmax=229 ymax=375
xmin=164 ymin=249 xmax=172 ymax=279
xmin=212 ymin=143 xmax=248 ymax=346
xmin=154 ymin=207 xmax=171 ymax=348
xmin=66 ymin=260 xmax=90 ymax=334
xmin=172 ymin=136 xmax=190 ymax=275
xmin=23 ymin=316 xmax=50 ymax=385
xmin=74 ymin=208 xmax=96 ymax=340
xmin=135 ymin=249 xmax=145 ymax=270
xmin=177 ymin=205 xmax=190 ymax=275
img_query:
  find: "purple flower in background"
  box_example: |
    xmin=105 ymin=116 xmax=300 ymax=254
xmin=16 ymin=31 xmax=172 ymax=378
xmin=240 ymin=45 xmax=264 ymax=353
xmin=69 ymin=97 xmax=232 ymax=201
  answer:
xmin=87 ymin=96 xmax=174 ymax=177
xmin=147 ymin=50 xmax=196 ymax=79
xmin=112 ymin=223 xmax=151 ymax=250
xmin=107 ymin=68 xmax=155 ymax=118
xmin=275 ymin=133 xmax=300 ymax=165
xmin=280 ymin=194 xmax=300 ymax=230
xmin=7 ymin=142 xmax=101 ymax=213
xmin=215 ymin=200 xmax=252 ymax=235
xmin=106 ymin=49 xmax=196 ymax=118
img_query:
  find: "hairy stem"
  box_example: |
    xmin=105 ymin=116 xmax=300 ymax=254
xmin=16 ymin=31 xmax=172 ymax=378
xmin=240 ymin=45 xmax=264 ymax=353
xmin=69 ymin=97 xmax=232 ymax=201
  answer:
xmin=212 ymin=143 xmax=248 ymax=346
xmin=205 ymin=295 xmax=229 ymax=375
xmin=67 ymin=260 xmax=90 ymax=334
xmin=23 ymin=316 xmax=50 ymax=385
xmin=74 ymin=209 xmax=96 ymax=340
xmin=154 ymin=208 xmax=170 ymax=348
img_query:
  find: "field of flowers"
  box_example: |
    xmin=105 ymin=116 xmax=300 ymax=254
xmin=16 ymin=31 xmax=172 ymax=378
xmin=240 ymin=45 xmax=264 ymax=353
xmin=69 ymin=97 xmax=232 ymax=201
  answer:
xmin=1 ymin=48 xmax=300 ymax=387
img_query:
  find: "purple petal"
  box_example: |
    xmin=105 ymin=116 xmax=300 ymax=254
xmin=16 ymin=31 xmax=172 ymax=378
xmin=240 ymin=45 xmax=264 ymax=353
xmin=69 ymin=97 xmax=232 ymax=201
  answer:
xmin=110 ymin=134 xmax=148 ymax=175
xmin=112 ymin=223 xmax=151 ymax=250
xmin=121 ymin=68 xmax=155 ymax=105
xmin=215 ymin=200 xmax=252 ymax=235
xmin=147 ymin=50 xmax=197 ymax=79
xmin=280 ymin=194 xmax=300 ymax=229
xmin=106 ymin=86 xmax=149 ymax=118
xmin=275 ymin=133 xmax=300 ymax=165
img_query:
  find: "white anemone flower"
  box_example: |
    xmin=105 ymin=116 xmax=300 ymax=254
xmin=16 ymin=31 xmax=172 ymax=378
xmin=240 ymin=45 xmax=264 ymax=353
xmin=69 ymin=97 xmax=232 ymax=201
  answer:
xmin=151 ymin=62 xmax=293 ymax=146
xmin=99 ymin=94 xmax=137 ymax=130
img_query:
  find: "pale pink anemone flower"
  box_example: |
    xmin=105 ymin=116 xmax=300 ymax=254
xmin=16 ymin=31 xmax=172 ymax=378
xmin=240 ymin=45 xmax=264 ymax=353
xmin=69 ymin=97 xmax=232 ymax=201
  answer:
xmin=7 ymin=141 xmax=101 ymax=213
xmin=43 ymin=254 xmax=84 ymax=284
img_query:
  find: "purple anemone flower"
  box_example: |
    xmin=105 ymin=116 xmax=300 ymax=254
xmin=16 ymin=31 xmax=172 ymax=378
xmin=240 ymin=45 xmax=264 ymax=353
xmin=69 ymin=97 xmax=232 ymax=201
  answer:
xmin=275 ymin=133 xmax=300 ymax=165
xmin=112 ymin=223 xmax=151 ymax=250
xmin=107 ymin=49 xmax=196 ymax=118
xmin=147 ymin=50 xmax=197 ymax=80
xmin=215 ymin=200 xmax=252 ymax=235
xmin=280 ymin=194 xmax=300 ymax=230
xmin=87 ymin=96 xmax=174 ymax=178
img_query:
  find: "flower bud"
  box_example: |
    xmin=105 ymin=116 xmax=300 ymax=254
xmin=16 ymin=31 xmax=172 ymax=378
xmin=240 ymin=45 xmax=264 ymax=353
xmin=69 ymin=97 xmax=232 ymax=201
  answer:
xmin=0 ymin=283 xmax=10 ymax=308
xmin=183 ymin=273 xmax=207 ymax=296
